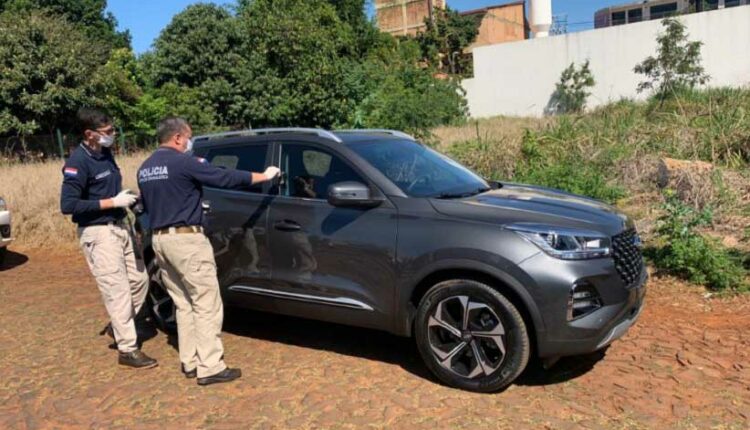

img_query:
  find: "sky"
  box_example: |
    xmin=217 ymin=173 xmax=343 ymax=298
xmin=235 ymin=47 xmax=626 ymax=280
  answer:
xmin=106 ymin=0 xmax=628 ymax=54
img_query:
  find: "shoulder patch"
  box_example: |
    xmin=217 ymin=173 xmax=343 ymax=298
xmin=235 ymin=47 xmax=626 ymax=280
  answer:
xmin=63 ymin=167 xmax=78 ymax=177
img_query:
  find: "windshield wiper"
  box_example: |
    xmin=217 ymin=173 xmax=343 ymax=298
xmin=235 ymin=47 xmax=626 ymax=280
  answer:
xmin=436 ymin=187 xmax=491 ymax=199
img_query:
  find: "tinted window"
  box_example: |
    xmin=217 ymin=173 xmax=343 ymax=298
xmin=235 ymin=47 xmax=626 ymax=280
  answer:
xmin=628 ymin=9 xmax=642 ymax=22
xmin=703 ymin=0 xmax=720 ymax=9
xmin=206 ymin=144 xmax=268 ymax=193
xmin=650 ymin=3 xmax=678 ymax=19
xmin=611 ymin=11 xmax=626 ymax=25
xmin=278 ymin=144 xmax=364 ymax=199
xmin=725 ymin=0 xmax=741 ymax=7
xmin=349 ymin=139 xmax=489 ymax=198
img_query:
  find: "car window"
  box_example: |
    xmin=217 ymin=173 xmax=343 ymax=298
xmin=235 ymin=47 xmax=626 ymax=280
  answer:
xmin=278 ymin=144 xmax=364 ymax=199
xmin=205 ymin=144 xmax=269 ymax=193
xmin=349 ymin=139 xmax=488 ymax=198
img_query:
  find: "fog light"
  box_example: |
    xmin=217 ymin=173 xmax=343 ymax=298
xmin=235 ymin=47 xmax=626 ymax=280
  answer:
xmin=568 ymin=283 xmax=602 ymax=320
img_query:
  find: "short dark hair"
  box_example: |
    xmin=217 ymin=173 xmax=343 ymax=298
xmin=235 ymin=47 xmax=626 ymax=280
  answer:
xmin=157 ymin=117 xmax=190 ymax=143
xmin=77 ymin=108 xmax=112 ymax=136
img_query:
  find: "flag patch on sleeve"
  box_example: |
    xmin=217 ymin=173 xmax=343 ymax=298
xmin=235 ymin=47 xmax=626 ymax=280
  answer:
xmin=63 ymin=167 xmax=78 ymax=177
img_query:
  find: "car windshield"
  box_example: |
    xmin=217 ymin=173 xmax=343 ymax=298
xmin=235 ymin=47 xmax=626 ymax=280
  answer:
xmin=348 ymin=139 xmax=490 ymax=198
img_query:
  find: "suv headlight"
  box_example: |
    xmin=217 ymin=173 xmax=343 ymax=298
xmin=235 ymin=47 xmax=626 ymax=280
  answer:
xmin=0 ymin=197 xmax=6 ymax=211
xmin=508 ymin=224 xmax=611 ymax=260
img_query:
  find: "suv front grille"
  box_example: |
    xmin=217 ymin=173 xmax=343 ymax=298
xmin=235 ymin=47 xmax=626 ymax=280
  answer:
xmin=611 ymin=229 xmax=643 ymax=287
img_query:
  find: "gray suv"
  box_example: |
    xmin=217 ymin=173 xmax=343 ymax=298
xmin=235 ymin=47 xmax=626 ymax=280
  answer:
xmin=140 ymin=128 xmax=647 ymax=392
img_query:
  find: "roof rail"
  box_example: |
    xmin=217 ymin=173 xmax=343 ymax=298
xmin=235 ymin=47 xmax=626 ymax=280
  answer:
xmin=193 ymin=128 xmax=343 ymax=143
xmin=334 ymin=129 xmax=415 ymax=140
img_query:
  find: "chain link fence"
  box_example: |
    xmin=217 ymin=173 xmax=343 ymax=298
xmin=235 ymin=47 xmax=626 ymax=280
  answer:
xmin=1 ymin=129 xmax=154 ymax=163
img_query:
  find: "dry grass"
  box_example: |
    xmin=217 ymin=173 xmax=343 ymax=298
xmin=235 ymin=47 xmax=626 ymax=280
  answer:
xmin=1 ymin=152 xmax=147 ymax=248
xmin=432 ymin=116 xmax=549 ymax=151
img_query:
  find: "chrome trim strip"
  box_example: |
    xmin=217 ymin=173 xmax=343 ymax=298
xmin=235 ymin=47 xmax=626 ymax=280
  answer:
xmin=228 ymin=285 xmax=374 ymax=311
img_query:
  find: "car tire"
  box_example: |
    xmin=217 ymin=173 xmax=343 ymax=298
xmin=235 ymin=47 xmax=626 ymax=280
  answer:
xmin=146 ymin=259 xmax=177 ymax=334
xmin=0 ymin=247 xmax=6 ymax=266
xmin=415 ymin=279 xmax=530 ymax=393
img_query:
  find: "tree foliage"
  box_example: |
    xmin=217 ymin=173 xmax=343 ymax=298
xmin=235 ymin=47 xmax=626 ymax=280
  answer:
xmin=634 ymin=17 xmax=710 ymax=98
xmin=0 ymin=0 xmax=130 ymax=48
xmin=0 ymin=11 xmax=108 ymax=136
xmin=0 ymin=0 xmax=468 ymax=145
xmin=416 ymin=6 xmax=479 ymax=76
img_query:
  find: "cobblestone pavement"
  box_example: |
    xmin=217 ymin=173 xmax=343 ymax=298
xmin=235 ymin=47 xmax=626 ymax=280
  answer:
xmin=0 ymin=249 xmax=748 ymax=429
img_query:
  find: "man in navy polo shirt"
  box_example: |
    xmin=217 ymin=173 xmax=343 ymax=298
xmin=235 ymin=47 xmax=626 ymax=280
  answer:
xmin=60 ymin=108 xmax=157 ymax=369
xmin=138 ymin=117 xmax=279 ymax=386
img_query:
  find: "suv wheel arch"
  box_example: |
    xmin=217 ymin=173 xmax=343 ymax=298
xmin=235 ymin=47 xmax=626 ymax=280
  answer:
xmin=402 ymin=263 xmax=544 ymax=353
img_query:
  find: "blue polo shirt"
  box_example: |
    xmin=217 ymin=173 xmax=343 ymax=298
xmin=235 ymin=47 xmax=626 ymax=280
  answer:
xmin=60 ymin=143 xmax=126 ymax=227
xmin=138 ymin=147 xmax=253 ymax=230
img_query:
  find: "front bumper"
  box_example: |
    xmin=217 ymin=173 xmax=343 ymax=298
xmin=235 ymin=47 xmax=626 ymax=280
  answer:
xmin=519 ymin=252 xmax=647 ymax=358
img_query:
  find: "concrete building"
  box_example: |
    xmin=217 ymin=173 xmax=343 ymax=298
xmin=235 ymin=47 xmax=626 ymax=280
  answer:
xmin=461 ymin=2 xmax=529 ymax=51
xmin=595 ymin=0 xmax=749 ymax=28
xmin=374 ymin=0 xmax=528 ymax=47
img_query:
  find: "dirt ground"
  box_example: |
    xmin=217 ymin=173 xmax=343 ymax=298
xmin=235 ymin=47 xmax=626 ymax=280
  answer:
xmin=0 ymin=248 xmax=748 ymax=430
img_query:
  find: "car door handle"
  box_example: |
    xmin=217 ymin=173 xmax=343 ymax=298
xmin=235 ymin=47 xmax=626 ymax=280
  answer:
xmin=274 ymin=220 xmax=301 ymax=232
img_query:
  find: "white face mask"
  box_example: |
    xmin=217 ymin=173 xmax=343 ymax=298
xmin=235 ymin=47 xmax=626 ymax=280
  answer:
xmin=99 ymin=134 xmax=115 ymax=148
xmin=185 ymin=138 xmax=194 ymax=153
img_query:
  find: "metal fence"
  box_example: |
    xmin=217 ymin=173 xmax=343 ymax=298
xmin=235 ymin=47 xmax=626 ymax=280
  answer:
xmin=1 ymin=128 xmax=153 ymax=163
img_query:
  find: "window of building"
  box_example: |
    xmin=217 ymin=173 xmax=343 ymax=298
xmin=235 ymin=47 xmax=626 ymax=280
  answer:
xmin=611 ymin=11 xmax=626 ymax=25
xmin=725 ymin=0 xmax=741 ymax=7
xmin=628 ymin=8 xmax=643 ymax=22
xmin=650 ymin=3 xmax=678 ymax=19
xmin=206 ymin=144 xmax=269 ymax=193
xmin=703 ymin=0 xmax=720 ymax=10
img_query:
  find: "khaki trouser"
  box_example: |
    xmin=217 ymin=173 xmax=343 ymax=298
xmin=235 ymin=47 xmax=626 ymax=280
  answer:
xmin=152 ymin=232 xmax=226 ymax=378
xmin=78 ymin=223 xmax=149 ymax=353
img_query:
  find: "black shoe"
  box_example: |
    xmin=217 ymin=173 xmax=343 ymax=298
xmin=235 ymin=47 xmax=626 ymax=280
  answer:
xmin=118 ymin=350 xmax=158 ymax=369
xmin=197 ymin=368 xmax=241 ymax=386
xmin=182 ymin=364 xmax=197 ymax=379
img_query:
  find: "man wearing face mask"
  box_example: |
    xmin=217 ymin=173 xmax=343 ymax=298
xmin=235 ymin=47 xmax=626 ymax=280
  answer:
xmin=138 ymin=117 xmax=280 ymax=385
xmin=60 ymin=108 xmax=156 ymax=369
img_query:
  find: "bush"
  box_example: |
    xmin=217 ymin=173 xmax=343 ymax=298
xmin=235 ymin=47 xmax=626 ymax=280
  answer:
xmin=634 ymin=17 xmax=710 ymax=99
xmin=512 ymin=122 xmax=626 ymax=203
xmin=650 ymin=192 xmax=747 ymax=291
xmin=546 ymin=60 xmax=595 ymax=115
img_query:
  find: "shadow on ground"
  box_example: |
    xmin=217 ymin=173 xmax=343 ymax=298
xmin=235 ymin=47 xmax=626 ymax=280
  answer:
xmin=222 ymin=307 xmax=602 ymax=388
xmin=0 ymin=249 xmax=28 ymax=271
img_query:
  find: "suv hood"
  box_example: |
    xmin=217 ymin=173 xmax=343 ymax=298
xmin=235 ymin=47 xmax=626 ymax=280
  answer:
xmin=430 ymin=183 xmax=631 ymax=237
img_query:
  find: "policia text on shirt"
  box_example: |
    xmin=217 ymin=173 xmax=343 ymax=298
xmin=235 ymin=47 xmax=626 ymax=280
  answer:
xmin=60 ymin=108 xmax=157 ymax=369
xmin=138 ymin=117 xmax=280 ymax=386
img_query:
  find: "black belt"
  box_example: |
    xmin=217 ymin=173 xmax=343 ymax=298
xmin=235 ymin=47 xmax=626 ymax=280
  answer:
xmin=153 ymin=226 xmax=204 ymax=235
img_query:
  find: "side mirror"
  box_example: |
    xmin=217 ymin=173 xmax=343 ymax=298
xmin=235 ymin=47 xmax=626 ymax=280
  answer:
xmin=327 ymin=181 xmax=383 ymax=208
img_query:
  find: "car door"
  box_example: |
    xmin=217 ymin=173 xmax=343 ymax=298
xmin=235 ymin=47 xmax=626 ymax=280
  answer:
xmin=261 ymin=141 xmax=398 ymax=331
xmin=200 ymin=141 xmax=278 ymax=310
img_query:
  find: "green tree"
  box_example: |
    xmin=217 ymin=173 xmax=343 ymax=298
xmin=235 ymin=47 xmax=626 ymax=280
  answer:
xmin=634 ymin=17 xmax=710 ymax=99
xmin=416 ymin=6 xmax=479 ymax=76
xmin=149 ymin=4 xmax=240 ymax=88
xmin=0 ymin=0 xmax=130 ymax=48
xmin=346 ymin=37 xmax=468 ymax=138
xmin=230 ymin=0 xmax=357 ymax=127
xmin=0 ymin=10 xmax=108 ymax=138
xmin=546 ymin=60 xmax=596 ymax=115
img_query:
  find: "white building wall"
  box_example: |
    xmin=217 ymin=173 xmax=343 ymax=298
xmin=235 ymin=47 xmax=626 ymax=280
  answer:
xmin=463 ymin=6 xmax=750 ymax=118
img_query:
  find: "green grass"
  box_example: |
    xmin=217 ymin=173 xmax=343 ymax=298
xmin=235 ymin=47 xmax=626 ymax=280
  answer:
xmin=442 ymin=87 xmax=750 ymax=291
